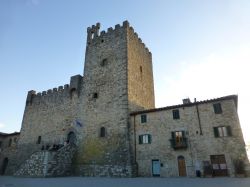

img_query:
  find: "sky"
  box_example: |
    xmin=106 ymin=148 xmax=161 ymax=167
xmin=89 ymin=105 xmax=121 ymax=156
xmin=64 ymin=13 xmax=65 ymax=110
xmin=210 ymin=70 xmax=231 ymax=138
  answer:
xmin=0 ymin=0 xmax=250 ymax=143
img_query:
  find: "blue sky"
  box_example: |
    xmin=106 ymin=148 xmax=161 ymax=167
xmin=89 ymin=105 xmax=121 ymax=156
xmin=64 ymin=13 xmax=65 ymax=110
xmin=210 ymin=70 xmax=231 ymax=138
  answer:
xmin=0 ymin=0 xmax=250 ymax=142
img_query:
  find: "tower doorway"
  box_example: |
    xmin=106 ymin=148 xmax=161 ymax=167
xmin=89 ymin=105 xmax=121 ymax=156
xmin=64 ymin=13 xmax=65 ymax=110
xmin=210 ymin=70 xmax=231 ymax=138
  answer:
xmin=0 ymin=157 xmax=9 ymax=175
xmin=67 ymin=131 xmax=76 ymax=145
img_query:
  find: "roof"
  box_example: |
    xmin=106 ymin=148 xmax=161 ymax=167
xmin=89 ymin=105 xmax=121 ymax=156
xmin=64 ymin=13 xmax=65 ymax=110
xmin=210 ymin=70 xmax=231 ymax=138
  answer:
xmin=0 ymin=132 xmax=20 ymax=137
xmin=130 ymin=95 xmax=238 ymax=116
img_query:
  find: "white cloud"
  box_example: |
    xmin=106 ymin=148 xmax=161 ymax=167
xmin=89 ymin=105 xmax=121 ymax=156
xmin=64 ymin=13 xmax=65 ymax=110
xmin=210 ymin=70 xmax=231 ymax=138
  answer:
xmin=155 ymin=44 xmax=250 ymax=141
xmin=0 ymin=122 xmax=5 ymax=129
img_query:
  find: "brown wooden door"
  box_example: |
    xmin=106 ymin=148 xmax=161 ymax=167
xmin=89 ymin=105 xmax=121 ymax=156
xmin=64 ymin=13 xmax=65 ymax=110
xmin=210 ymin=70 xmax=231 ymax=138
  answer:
xmin=210 ymin=155 xmax=228 ymax=176
xmin=178 ymin=156 xmax=187 ymax=176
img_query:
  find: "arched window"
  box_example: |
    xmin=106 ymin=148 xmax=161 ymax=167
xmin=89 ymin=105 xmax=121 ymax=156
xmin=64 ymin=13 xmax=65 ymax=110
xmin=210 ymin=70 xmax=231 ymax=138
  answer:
xmin=100 ymin=127 xmax=106 ymax=137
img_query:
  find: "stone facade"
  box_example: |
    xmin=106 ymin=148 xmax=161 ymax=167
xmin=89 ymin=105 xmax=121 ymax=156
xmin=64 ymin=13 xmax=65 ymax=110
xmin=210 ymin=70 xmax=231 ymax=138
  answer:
xmin=0 ymin=21 xmax=248 ymax=177
xmin=0 ymin=132 xmax=20 ymax=175
xmin=130 ymin=96 xmax=249 ymax=177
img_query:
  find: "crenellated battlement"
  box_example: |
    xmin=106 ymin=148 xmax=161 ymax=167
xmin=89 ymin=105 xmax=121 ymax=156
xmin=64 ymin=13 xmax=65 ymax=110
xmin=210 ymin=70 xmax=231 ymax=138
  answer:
xmin=26 ymin=75 xmax=83 ymax=106
xmin=86 ymin=20 xmax=151 ymax=57
xmin=128 ymin=26 xmax=152 ymax=57
xmin=86 ymin=20 xmax=130 ymax=45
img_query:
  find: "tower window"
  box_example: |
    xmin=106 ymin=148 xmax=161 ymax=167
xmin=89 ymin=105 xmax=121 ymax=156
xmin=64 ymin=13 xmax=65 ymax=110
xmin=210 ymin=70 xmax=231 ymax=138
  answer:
xmin=140 ymin=66 xmax=142 ymax=73
xmin=100 ymin=127 xmax=106 ymax=137
xmin=101 ymin=58 xmax=107 ymax=66
xmin=93 ymin=93 xmax=98 ymax=99
xmin=37 ymin=136 xmax=42 ymax=144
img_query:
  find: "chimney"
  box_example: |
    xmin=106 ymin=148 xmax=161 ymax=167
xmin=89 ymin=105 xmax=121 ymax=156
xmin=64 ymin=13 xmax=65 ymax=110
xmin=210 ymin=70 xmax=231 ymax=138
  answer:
xmin=182 ymin=98 xmax=191 ymax=104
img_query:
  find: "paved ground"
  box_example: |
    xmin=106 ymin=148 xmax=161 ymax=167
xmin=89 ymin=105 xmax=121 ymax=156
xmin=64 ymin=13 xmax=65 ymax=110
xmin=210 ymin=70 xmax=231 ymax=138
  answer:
xmin=0 ymin=176 xmax=250 ymax=187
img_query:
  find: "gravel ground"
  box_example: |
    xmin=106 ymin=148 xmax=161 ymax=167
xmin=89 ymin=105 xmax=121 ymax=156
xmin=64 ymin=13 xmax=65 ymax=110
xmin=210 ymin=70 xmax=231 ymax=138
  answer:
xmin=0 ymin=176 xmax=250 ymax=187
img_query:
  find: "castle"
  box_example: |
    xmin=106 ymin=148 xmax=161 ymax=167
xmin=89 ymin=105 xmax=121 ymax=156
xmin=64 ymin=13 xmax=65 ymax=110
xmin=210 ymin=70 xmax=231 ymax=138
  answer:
xmin=0 ymin=21 xmax=249 ymax=177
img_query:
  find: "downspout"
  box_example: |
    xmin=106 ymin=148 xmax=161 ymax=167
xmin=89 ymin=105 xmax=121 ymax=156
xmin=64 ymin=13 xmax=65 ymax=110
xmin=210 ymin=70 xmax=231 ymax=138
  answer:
xmin=195 ymin=102 xmax=203 ymax=135
xmin=133 ymin=115 xmax=137 ymax=165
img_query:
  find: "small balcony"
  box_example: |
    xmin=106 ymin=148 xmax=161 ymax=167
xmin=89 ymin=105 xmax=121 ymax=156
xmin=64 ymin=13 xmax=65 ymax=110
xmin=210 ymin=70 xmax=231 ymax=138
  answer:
xmin=169 ymin=138 xmax=188 ymax=150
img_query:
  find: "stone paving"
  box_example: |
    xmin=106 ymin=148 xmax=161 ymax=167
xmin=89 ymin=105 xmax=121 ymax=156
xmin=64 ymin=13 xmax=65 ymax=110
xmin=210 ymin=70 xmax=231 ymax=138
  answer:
xmin=0 ymin=176 xmax=250 ymax=187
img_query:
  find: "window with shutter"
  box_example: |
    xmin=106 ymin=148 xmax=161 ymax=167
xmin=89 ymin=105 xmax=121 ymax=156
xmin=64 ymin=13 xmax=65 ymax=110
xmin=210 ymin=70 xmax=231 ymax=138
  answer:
xmin=170 ymin=131 xmax=187 ymax=149
xmin=138 ymin=134 xmax=151 ymax=144
xmin=214 ymin=127 xmax=219 ymax=137
xmin=148 ymin=134 xmax=152 ymax=143
xmin=213 ymin=103 xmax=222 ymax=114
xmin=226 ymin=126 xmax=232 ymax=136
xmin=139 ymin=135 xmax=143 ymax=144
xmin=141 ymin=114 xmax=147 ymax=123
xmin=173 ymin=109 xmax=180 ymax=119
xmin=214 ymin=126 xmax=232 ymax=137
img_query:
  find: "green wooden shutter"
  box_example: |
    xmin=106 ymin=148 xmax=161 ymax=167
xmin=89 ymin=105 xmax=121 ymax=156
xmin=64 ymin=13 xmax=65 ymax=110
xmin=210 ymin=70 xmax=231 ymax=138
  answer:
xmin=171 ymin=132 xmax=175 ymax=139
xmin=227 ymin=126 xmax=232 ymax=136
xmin=148 ymin=134 xmax=152 ymax=144
xmin=182 ymin=131 xmax=185 ymax=137
xmin=213 ymin=127 xmax=219 ymax=137
xmin=139 ymin=135 xmax=143 ymax=144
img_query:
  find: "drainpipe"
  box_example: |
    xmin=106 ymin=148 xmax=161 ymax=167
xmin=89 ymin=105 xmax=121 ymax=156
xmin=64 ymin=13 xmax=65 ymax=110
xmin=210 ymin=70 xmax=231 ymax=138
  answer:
xmin=133 ymin=115 xmax=137 ymax=165
xmin=195 ymin=101 xmax=203 ymax=135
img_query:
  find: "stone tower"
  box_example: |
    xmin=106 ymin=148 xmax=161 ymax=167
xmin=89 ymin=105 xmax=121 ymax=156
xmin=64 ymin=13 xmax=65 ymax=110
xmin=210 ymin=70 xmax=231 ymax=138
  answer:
xmin=74 ymin=21 xmax=155 ymax=176
xmin=9 ymin=21 xmax=155 ymax=177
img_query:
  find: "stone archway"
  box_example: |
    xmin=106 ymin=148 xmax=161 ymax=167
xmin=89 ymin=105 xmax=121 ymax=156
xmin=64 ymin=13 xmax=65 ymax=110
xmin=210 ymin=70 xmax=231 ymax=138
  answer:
xmin=67 ymin=131 xmax=76 ymax=145
xmin=0 ymin=157 xmax=8 ymax=175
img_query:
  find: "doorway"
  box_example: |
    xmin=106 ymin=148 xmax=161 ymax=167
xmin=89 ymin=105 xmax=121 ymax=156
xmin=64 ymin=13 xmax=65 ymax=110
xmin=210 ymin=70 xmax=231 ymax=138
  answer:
xmin=0 ymin=157 xmax=8 ymax=175
xmin=67 ymin=131 xmax=76 ymax=145
xmin=152 ymin=159 xmax=160 ymax=176
xmin=210 ymin=155 xmax=228 ymax=176
xmin=178 ymin=155 xmax=187 ymax=176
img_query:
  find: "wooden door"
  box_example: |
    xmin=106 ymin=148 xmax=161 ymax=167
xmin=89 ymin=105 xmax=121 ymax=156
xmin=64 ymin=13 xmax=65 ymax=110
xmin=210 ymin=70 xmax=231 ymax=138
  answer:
xmin=178 ymin=156 xmax=187 ymax=176
xmin=152 ymin=160 xmax=160 ymax=176
xmin=210 ymin=155 xmax=228 ymax=176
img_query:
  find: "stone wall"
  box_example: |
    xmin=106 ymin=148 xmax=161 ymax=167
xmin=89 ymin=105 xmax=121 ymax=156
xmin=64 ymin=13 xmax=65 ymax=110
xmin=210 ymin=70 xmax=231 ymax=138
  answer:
xmin=15 ymin=75 xmax=82 ymax=175
xmin=0 ymin=133 xmax=20 ymax=175
xmin=74 ymin=21 xmax=132 ymax=176
xmin=130 ymin=96 xmax=249 ymax=177
xmin=14 ymin=144 xmax=76 ymax=177
xmin=127 ymin=26 xmax=155 ymax=112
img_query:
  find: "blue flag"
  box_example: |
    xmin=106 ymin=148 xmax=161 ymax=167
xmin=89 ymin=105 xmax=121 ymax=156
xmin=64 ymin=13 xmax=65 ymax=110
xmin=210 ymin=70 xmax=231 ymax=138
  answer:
xmin=75 ymin=120 xmax=82 ymax=127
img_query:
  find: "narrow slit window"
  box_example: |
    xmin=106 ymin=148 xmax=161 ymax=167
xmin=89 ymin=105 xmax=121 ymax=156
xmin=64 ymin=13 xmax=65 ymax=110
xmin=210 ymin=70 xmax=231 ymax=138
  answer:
xmin=93 ymin=93 xmax=98 ymax=99
xmin=100 ymin=127 xmax=106 ymax=137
